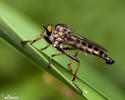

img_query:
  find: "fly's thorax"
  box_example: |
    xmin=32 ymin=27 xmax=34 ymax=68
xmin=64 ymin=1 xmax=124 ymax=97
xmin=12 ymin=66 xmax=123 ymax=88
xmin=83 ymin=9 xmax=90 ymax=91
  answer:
xmin=55 ymin=24 xmax=71 ymax=34
xmin=48 ymin=32 xmax=64 ymax=47
xmin=49 ymin=24 xmax=72 ymax=47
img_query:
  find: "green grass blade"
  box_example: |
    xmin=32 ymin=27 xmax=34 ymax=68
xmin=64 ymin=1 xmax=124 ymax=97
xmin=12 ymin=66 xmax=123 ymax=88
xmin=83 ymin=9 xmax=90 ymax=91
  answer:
xmin=0 ymin=13 xmax=109 ymax=100
xmin=0 ymin=16 xmax=109 ymax=100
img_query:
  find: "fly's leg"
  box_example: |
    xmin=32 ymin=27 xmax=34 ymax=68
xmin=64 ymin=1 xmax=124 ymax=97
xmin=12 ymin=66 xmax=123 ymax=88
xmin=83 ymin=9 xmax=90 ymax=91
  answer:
xmin=63 ymin=47 xmax=79 ymax=72
xmin=72 ymin=61 xmax=80 ymax=81
xmin=69 ymin=56 xmax=82 ymax=94
xmin=68 ymin=50 xmax=79 ymax=72
xmin=47 ymin=53 xmax=63 ymax=68
xmin=72 ymin=61 xmax=82 ymax=94
xmin=72 ymin=81 xmax=82 ymax=94
xmin=40 ymin=44 xmax=50 ymax=50
xmin=56 ymin=47 xmax=80 ymax=80
xmin=63 ymin=46 xmax=77 ymax=71
xmin=21 ymin=35 xmax=50 ymax=51
xmin=21 ymin=35 xmax=43 ymax=45
xmin=56 ymin=47 xmax=82 ymax=94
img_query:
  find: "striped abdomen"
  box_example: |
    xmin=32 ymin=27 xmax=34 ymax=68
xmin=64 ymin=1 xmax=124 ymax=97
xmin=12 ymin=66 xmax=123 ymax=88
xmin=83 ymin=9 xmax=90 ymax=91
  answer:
xmin=79 ymin=42 xmax=115 ymax=64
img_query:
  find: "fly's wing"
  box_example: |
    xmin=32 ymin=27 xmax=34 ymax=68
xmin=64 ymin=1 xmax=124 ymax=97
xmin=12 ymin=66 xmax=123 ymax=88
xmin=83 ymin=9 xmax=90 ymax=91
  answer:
xmin=72 ymin=33 xmax=107 ymax=51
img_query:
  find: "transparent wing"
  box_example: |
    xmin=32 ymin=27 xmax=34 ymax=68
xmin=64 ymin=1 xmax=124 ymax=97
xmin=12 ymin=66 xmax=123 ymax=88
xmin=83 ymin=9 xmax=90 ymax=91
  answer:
xmin=72 ymin=33 xmax=107 ymax=51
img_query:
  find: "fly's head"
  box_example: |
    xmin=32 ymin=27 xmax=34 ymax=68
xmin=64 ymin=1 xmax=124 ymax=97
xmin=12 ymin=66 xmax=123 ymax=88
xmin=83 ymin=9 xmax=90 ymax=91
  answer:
xmin=42 ymin=24 xmax=53 ymax=37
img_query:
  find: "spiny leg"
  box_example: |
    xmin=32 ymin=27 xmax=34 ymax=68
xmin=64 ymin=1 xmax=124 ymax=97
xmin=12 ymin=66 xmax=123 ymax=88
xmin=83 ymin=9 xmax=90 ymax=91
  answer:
xmin=21 ymin=35 xmax=43 ymax=45
xmin=47 ymin=53 xmax=63 ymax=68
xmin=56 ymin=47 xmax=80 ymax=77
xmin=63 ymin=46 xmax=78 ymax=72
xmin=72 ymin=62 xmax=80 ymax=81
xmin=68 ymin=50 xmax=79 ymax=72
xmin=57 ymin=47 xmax=79 ymax=62
xmin=72 ymin=81 xmax=82 ymax=94
xmin=71 ymin=59 xmax=81 ymax=94
xmin=56 ymin=47 xmax=82 ymax=94
xmin=21 ymin=35 xmax=50 ymax=51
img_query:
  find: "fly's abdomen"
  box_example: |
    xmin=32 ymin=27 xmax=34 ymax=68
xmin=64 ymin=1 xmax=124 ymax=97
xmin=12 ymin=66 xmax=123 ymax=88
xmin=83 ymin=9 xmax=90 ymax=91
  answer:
xmin=80 ymin=42 xmax=115 ymax=64
xmin=95 ymin=49 xmax=115 ymax=64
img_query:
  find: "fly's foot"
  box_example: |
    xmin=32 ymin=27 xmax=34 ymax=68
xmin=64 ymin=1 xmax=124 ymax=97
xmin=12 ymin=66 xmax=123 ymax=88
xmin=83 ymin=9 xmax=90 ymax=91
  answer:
xmin=47 ymin=64 xmax=51 ymax=69
xmin=21 ymin=40 xmax=33 ymax=45
xmin=72 ymin=81 xmax=83 ymax=94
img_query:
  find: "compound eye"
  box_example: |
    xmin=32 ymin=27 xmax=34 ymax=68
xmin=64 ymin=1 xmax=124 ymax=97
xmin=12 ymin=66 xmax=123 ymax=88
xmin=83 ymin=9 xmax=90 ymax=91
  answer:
xmin=47 ymin=25 xmax=52 ymax=32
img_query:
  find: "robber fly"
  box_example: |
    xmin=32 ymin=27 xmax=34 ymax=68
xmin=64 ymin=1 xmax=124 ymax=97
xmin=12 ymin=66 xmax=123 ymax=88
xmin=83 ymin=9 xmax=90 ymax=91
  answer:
xmin=22 ymin=24 xmax=115 ymax=94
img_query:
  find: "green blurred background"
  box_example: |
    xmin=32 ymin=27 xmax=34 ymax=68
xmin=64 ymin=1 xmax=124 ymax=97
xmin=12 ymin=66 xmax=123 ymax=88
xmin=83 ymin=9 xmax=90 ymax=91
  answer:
xmin=0 ymin=0 xmax=125 ymax=100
